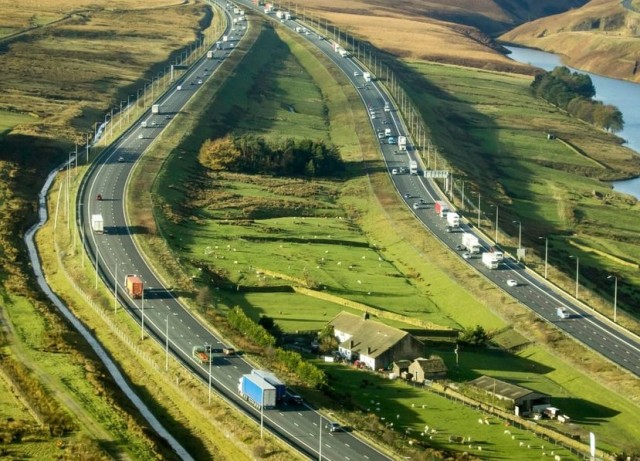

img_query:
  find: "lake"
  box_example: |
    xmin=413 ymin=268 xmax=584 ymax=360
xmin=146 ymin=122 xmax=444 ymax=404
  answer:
xmin=505 ymin=46 xmax=640 ymax=198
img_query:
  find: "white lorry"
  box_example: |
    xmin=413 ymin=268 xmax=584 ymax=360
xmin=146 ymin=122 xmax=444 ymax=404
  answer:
xmin=409 ymin=160 xmax=418 ymax=175
xmin=384 ymin=128 xmax=392 ymax=137
xmin=398 ymin=136 xmax=407 ymax=152
xmin=91 ymin=214 xmax=104 ymax=234
xmin=446 ymin=212 xmax=460 ymax=228
xmin=482 ymin=252 xmax=500 ymax=269
xmin=462 ymin=233 xmax=480 ymax=254
xmin=363 ymin=72 xmax=371 ymax=82
xmin=151 ymin=104 xmax=160 ymax=114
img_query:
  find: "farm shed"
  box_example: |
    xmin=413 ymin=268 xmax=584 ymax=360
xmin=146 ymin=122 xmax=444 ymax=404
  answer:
xmin=469 ymin=376 xmax=551 ymax=414
xmin=328 ymin=312 xmax=424 ymax=370
xmin=392 ymin=360 xmax=412 ymax=378
xmin=409 ymin=356 xmax=448 ymax=382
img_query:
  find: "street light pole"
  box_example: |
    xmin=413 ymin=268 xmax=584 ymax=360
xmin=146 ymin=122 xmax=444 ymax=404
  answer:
xmin=493 ymin=205 xmax=499 ymax=244
xmin=538 ymin=236 xmax=548 ymax=279
xmin=477 ymin=194 xmax=481 ymax=229
xmin=607 ymin=275 xmax=618 ymax=323
xmin=319 ymin=413 xmax=322 ymax=461
xmin=570 ymin=256 xmax=579 ymax=299
xmin=141 ymin=288 xmax=145 ymax=340
xmin=512 ymin=221 xmax=522 ymax=250
xmin=165 ymin=315 xmax=169 ymax=371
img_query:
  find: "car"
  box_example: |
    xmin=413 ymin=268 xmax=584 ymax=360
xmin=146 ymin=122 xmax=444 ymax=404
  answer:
xmin=388 ymin=137 xmax=396 ymax=145
xmin=455 ymin=244 xmax=464 ymax=251
xmin=370 ymin=114 xmax=376 ymax=119
xmin=204 ymin=68 xmax=208 ymax=72
xmin=190 ymin=81 xmax=195 ymax=85
xmin=287 ymin=394 xmax=303 ymax=405
xmin=151 ymin=121 xmax=156 ymax=126
xmin=118 ymin=156 xmax=125 ymax=162
xmin=391 ymin=168 xmax=398 ymax=175
xmin=462 ymin=252 xmax=471 ymax=260
xmin=138 ymin=134 xmax=144 ymax=139
xmin=377 ymin=132 xmax=384 ymax=139
xmin=403 ymin=193 xmax=411 ymax=199
xmin=327 ymin=422 xmax=341 ymax=432
xmin=353 ymin=71 xmax=360 ymax=77
xmin=507 ymin=279 xmax=518 ymax=287
xmin=96 ymin=194 xmax=102 ymax=201
xmin=197 ymin=79 xmax=203 ymax=84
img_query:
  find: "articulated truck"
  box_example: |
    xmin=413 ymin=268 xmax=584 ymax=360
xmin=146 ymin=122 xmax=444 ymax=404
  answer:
xmin=238 ymin=374 xmax=276 ymax=409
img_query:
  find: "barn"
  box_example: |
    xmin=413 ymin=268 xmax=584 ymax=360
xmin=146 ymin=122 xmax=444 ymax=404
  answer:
xmin=469 ymin=376 xmax=551 ymax=415
xmin=328 ymin=312 xmax=424 ymax=370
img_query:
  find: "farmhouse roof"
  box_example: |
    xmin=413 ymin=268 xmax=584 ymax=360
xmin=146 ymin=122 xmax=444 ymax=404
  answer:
xmin=469 ymin=376 xmax=548 ymax=401
xmin=330 ymin=312 xmax=412 ymax=358
xmin=412 ymin=356 xmax=447 ymax=373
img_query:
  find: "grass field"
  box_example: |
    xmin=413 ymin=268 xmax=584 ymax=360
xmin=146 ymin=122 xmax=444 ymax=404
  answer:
xmin=139 ymin=16 xmax=640 ymax=458
xmin=402 ymin=61 xmax=640 ymax=329
xmin=319 ymin=363 xmax=580 ymax=460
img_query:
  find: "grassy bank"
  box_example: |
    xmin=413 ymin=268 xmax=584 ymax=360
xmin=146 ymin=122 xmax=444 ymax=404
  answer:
xmin=133 ymin=14 xmax=640 ymax=459
xmin=401 ymin=61 xmax=640 ymax=331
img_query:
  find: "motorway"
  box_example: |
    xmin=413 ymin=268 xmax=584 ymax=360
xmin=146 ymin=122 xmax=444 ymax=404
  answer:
xmin=77 ymin=1 xmax=639 ymax=460
xmin=255 ymin=11 xmax=640 ymax=377
xmin=78 ymin=2 xmax=392 ymax=461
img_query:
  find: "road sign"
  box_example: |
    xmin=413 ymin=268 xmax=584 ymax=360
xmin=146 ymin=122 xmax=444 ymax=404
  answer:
xmin=424 ymin=170 xmax=449 ymax=179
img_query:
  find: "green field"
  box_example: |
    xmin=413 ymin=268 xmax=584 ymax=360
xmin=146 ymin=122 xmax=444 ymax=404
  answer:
xmin=144 ymin=20 xmax=640 ymax=458
xmin=404 ymin=61 xmax=640 ymax=327
xmin=320 ymin=363 xmax=578 ymax=460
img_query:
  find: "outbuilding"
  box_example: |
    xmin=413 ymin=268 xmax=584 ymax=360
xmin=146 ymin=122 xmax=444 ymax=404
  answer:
xmin=409 ymin=356 xmax=448 ymax=383
xmin=468 ymin=376 xmax=551 ymax=415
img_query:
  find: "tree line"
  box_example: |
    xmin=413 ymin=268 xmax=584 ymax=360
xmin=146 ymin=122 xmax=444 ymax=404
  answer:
xmin=199 ymin=134 xmax=344 ymax=177
xmin=531 ymin=66 xmax=623 ymax=133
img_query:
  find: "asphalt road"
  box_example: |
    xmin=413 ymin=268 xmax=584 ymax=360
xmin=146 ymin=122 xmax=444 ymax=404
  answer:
xmin=78 ymin=3 xmax=392 ymax=461
xmin=77 ymin=1 xmax=639 ymax=459
xmin=259 ymin=11 xmax=640 ymax=377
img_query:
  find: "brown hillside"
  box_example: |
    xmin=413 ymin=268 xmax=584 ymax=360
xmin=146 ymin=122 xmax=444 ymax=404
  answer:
xmin=296 ymin=0 xmax=587 ymax=71
xmin=501 ymin=0 xmax=640 ymax=82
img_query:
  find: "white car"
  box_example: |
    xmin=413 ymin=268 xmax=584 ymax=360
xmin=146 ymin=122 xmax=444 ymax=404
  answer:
xmin=391 ymin=168 xmax=398 ymax=175
xmin=462 ymin=252 xmax=471 ymax=260
xmin=506 ymin=279 xmax=518 ymax=287
xmin=138 ymin=134 xmax=144 ymax=139
xmin=353 ymin=71 xmax=360 ymax=77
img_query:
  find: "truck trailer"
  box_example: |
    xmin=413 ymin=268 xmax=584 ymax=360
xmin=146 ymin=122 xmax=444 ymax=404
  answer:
xmin=125 ymin=275 xmax=144 ymax=299
xmin=434 ymin=201 xmax=448 ymax=218
xmin=151 ymin=104 xmax=160 ymax=114
xmin=482 ymin=252 xmax=500 ymax=269
xmin=238 ymin=374 xmax=276 ymax=409
xmin=251 ymin=370 xmax=286 ymax=402
xmin=462 ymin=233 xmax=480 ymax=254
xmin=207 ymin=50 xmax=214 ymax=59
xmin=398 ymin=136 xmax=407 ymax=151
xmin=91 ymin=214 xmax=104 ymax=233
xmin=446 ymin=212 xmax=460 ymax=228
xmin=192 ymin=346 xmax=212 ymax=364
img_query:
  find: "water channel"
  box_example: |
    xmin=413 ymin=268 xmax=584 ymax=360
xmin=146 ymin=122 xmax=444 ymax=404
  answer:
xmin=504 ymin=45 xmax=640 ymax=198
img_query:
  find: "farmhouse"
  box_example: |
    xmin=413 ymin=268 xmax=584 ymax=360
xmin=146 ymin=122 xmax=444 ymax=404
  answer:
xmin=408 ymin=356 xmax=448 ymax=383
xmin=328 ymin=312 xmax=424 ymax=370
xmin=469 ymin=376 xmax=551 ymax=415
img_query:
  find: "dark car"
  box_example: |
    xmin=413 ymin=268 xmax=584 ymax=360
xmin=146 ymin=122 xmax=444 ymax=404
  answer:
xmin=96 ymin=194 xmax=102 ymax=201
xmin=327 ymin=422 xmax=341 ymax=432
xmin=287 ymin=394 xmax=303 ymax=405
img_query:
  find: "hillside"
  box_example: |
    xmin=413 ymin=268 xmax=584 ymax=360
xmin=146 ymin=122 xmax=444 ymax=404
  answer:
xmin=297 ymin=0 xmax=586 ymax=70
xmin=501 ymin=0 xmax=640 ymax=83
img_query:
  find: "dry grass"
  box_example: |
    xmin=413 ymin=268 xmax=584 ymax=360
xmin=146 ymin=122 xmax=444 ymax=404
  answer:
xmin=501 ymin=0 xmax=640 ymax=82
xmin=0 ymin=0 xmax=208 ymax=143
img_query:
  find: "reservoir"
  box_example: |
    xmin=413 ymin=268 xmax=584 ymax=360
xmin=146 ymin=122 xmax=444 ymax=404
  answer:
xmin=505 ymin=46 xmax=640 ymax=198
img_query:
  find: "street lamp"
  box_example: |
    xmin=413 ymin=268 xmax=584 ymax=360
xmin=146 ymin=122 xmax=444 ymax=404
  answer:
xmin=512 ymin=220 xmax=522 ymax=250
xmin=570 ymin=255 xmax=579 ymax=299
xmin=538 ymin=236 xmax=548 ymax=279
xmin=165 ymin=315 xmax=170 ymax=371
xmin=491 ymin=204 xmax=499 ymax=245
xmin=477 ymin=194 xmax=481 ymax=229
xmin=607 ymin=275 xmax=618 ymax=323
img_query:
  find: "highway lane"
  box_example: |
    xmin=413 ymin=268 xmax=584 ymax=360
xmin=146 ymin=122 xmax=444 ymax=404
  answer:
xmin=252 ymin=7 xmax=640 ymax=377
xmin=78 ymin=2 xmax=392 ymax=461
